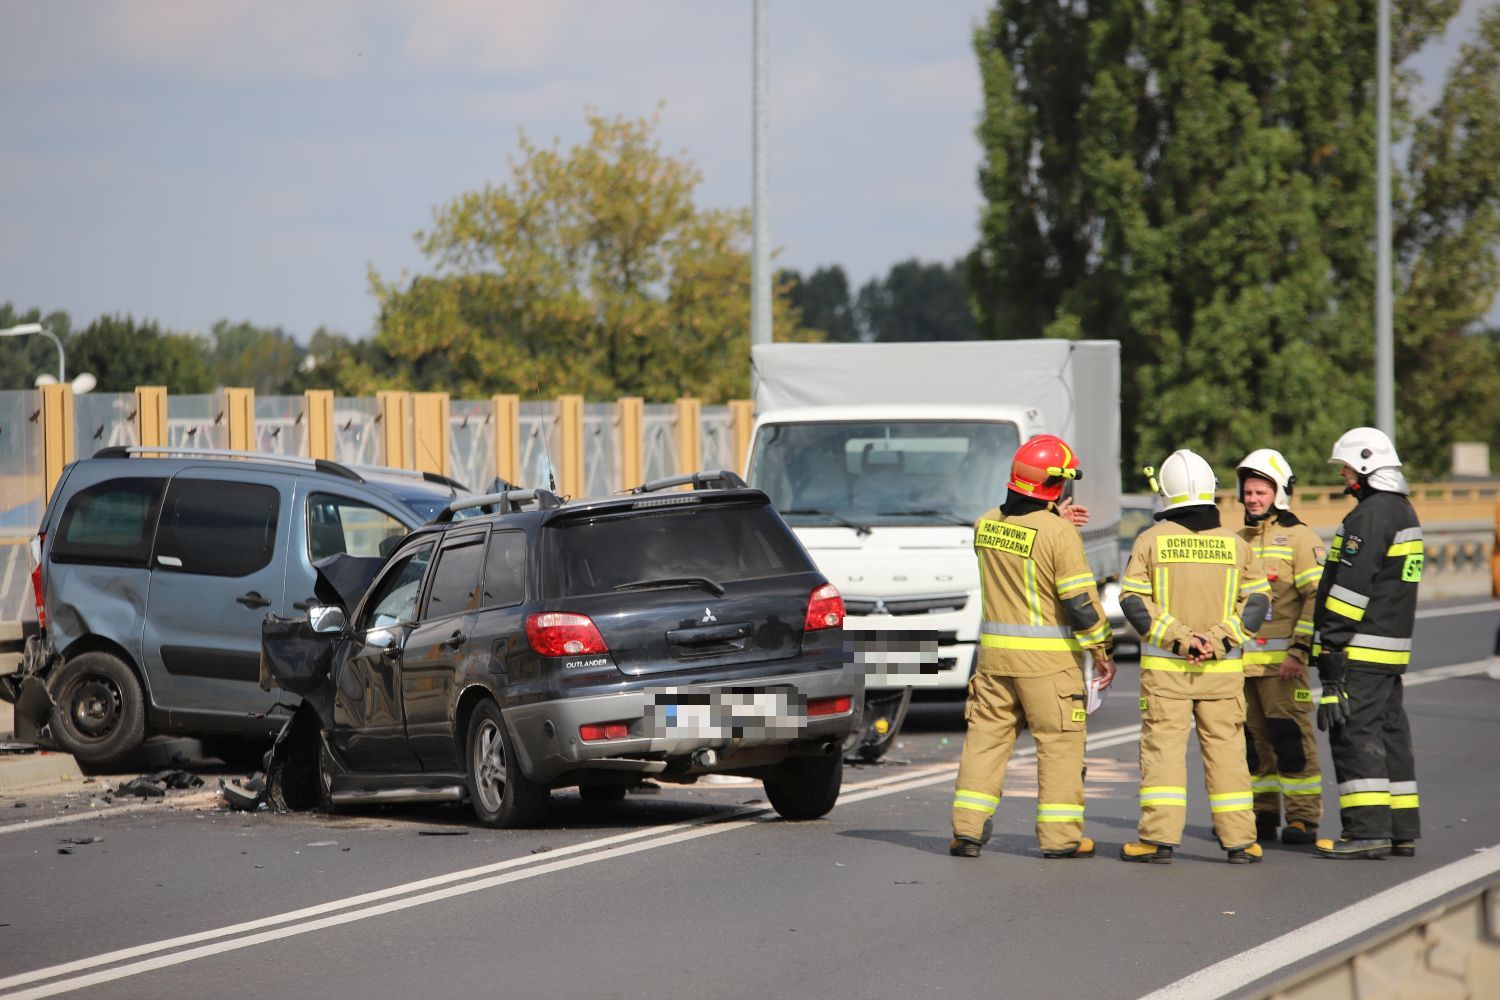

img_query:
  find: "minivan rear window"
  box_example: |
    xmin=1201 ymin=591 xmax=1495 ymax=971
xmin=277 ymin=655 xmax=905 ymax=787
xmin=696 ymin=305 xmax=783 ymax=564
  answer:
xmin=51 ymin=477 xmax=166 ymax=567
xmin=541 ymin=502 xmax=813 ymax=598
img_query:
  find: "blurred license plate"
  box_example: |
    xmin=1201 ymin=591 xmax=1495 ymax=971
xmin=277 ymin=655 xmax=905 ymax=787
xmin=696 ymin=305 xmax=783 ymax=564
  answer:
xmin=846 ymin=632 xmax=941 ymax=675
xmin=649 ymin=688 xmax=805 ymax=739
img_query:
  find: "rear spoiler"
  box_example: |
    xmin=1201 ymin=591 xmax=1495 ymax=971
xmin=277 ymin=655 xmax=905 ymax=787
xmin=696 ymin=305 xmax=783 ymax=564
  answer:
xmin=630 ymin=470 xmax=749 ymax=494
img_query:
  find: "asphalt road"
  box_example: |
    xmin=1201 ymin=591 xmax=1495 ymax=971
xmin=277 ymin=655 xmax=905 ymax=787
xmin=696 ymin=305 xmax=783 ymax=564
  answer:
xmin=1 ymin=601 xmax=1497 ymax=1000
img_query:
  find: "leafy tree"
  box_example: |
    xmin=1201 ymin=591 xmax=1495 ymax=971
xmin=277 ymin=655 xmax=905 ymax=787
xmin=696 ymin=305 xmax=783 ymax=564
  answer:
xmin=0 ymin=304 xmax=74 ymax=390
xmin=971 ymin=0 xmax=1498 ymax=483
xmin=781 ymin=266 xmax=859 ymax=342
xmin=67 ymin=315 xmax=215 ymax=394
xmin=209 ymin=320 xmax=306 ymax=394
xmin=365 ymin=111 xmax=817 ymax=402
xmin=857 ymin=258 xmax=978 ymax=342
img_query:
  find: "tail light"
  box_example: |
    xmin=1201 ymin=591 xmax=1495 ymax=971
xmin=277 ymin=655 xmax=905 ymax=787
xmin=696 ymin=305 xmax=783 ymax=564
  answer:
xmin=29 ymin=533 xmax=45 ymax=629
xmin=807 ymin=695 xmax=852 ymax=717
xmin=804 ymin=583 xmax=844 ymax=632
xmin=525 ymin=612 xmax=609 ymax=656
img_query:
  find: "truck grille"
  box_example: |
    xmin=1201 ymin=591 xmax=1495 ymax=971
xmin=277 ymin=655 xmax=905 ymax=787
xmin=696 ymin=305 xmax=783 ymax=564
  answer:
xmin=843 ymin=593 xmax=968 ymax=617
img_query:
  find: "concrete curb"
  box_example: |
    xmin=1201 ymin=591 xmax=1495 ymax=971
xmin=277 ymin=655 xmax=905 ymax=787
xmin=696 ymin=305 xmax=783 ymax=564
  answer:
xmin=0 ymin=750 xmax=84 ymax=792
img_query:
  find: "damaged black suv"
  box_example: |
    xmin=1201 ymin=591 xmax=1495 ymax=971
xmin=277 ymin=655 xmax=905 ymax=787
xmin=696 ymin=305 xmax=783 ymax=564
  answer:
xmin=261 ymin=471 xmax=862 ymax=827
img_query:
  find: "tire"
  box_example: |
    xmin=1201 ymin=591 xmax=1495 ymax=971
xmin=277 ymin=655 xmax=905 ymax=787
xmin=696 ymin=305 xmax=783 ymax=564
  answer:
xmin=578 ymin=783 xmax=627 ymax=803
xmin=764 ymin=751 xmax=843 ymax=821
xmin=842 ymin=687 xmax=912 ymax=763
xmin=47 ymin=652 xmax=146 ymax=768
xmin=466 ymin=700 xmax=549 ymax=828
xmin=265 ymin=708 xmax=330 ymax=813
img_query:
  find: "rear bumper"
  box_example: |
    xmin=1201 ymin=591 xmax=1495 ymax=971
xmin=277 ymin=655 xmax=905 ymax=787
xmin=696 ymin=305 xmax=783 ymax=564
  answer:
xmin=503 ymin=667 xmax=863 ymax=783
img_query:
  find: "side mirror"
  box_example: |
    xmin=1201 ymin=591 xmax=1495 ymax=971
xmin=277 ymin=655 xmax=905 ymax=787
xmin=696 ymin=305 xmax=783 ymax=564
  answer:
xmin=308 ymin=605 xmax=349 ymax=635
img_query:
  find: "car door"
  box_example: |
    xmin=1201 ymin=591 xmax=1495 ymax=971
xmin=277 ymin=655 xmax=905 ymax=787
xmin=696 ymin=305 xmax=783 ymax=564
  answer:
xmin=470 ymin=527 xmax=531 ymax=693
xmin=288 ymin=488 xmax=416 ymax=615
xmin=331 ymin=540 xmax=434 ymax=773
xmin=401 ymin=528 xmax=487 ymax=771
xmin=141 ymin=468 xmax=293 ymax=717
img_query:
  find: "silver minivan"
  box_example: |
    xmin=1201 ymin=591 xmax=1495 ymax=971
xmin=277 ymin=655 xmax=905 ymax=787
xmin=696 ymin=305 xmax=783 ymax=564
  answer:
xmin=3 ymin=447 xmax=471 ymax=766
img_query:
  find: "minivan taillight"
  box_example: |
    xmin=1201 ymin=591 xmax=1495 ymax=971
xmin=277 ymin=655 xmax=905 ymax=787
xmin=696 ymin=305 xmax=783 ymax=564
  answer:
xmin=804 ymin=583 xmax=844 ymax=632
xmin=30 ymin=533 xmax=45 ymax=629
xmin=526 ymin=613 xmax=609 ymax=657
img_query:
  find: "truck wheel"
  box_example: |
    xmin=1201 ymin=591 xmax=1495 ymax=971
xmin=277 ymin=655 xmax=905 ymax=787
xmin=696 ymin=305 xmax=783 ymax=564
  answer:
xmin=843 ymin=687 xmax=912 ymax=763
xmin=764 ymin=751 xmax=843 ymax=820
xmin=48 ymin=652 xmax=146 ymax=768
xmin=467 ymin=700 xmax=549 ymax=828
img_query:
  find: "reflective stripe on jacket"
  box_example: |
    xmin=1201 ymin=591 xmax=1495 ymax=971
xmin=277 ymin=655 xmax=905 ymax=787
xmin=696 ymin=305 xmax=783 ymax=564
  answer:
xmin=1237 ymin=517 xmax=1322 ymax=674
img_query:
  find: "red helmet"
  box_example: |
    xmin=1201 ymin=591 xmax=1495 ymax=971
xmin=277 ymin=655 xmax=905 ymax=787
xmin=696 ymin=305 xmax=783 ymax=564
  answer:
xmin=1008 ymin=434 xmax=1082 ymax=502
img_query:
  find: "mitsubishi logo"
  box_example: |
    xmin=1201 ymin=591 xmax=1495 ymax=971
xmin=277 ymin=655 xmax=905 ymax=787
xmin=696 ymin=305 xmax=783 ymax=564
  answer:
xmin=701 ymin=608 xmax=718 ymax=623
xmin=873 ymin=599 xmax=889 ymax=615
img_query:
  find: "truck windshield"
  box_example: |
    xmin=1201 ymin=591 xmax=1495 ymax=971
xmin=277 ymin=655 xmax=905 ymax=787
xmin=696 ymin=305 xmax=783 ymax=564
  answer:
xmin=748 ymin=420 xmax=1022 ymax=527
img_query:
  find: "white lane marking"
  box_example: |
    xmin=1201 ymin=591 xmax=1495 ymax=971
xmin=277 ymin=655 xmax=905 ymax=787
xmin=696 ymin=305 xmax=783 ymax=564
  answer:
xmin=0 ymin=801 xmax=170 ymax=836
xmin=1402 ymin=659 xmax=1492 ymax=687
xmin=1415 ymin=600 xmax=1500 ymax=620
xmin=1139 ymin=843 xmax=1500 ymax=1000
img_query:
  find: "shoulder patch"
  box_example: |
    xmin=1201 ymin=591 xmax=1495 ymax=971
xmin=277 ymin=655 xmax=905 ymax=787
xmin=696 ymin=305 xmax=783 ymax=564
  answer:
xmin=1314 ymin=546 xmax=1327 ymax=565
xmin=1343 ymin=533 xmax=1362 ymax=557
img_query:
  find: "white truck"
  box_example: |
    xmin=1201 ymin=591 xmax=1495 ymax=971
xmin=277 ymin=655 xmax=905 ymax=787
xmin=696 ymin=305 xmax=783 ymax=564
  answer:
xmin=746 ymin=340 xmax=1121 ymax=758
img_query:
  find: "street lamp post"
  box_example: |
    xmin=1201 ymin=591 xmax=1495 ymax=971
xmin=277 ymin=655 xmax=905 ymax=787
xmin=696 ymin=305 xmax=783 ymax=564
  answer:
xmin=0 ymin=322 xmax=66 ymax=382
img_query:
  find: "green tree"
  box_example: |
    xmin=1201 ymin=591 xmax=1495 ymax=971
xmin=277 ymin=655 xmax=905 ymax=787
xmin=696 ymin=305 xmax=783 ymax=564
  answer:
xmin=0 ymin=304 xmax=74 ymax=390
xmin=209 ymin=320 xmax=306 ymax=394
xmin=781 ymin=265 xmax=859 ymax=342
xmin=366 ymin=110 xmax=816 ymax=402
xmin=857 ymin=258 xmax=978 ymax=342
xmin=971 ymin=0 xmax=1498 ymax=483
xmin=67 ymin=315 xmax=215 ymax=394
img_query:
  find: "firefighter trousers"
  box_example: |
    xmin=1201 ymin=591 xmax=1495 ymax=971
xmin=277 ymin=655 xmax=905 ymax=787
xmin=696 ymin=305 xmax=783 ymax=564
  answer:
xmin=1329 ymin=668 xmax=1419 ymax=841
xmin=952 ymin=670 xmax=1088 ymax=854
xmin=1138 ymin=692 xmax=1256 ymax=849
xmin=1244 ymin=674 xmax=1323 ymax=826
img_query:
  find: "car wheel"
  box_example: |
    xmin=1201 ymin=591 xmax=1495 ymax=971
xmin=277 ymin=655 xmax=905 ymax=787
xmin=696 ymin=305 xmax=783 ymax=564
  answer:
xmin=265 ymin=707 xmax=331 ymax=813
xmin=578 ymin=783 xmax=627 ymax=803
xmin=466 ymin=700 xmax=548 ymax=828
xmin=763 ymin=750 xmax=843 ymax=821
xmin=47 ymin=652 xmax=147 ymax=768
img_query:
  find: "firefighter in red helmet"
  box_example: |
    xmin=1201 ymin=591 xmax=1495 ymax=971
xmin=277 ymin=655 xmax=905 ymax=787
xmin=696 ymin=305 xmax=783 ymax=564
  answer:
xmin=950 ymin=434 xmax=1116 ymax=859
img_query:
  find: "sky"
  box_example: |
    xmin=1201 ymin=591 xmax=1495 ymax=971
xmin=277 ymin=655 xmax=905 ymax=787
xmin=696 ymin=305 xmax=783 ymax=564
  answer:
xmin=0 ymin=0 xmax=1494 ymax=343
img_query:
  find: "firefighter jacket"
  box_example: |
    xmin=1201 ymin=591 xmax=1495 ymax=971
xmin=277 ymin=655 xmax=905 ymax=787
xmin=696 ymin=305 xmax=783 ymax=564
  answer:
xmin=1237 ymin=513 xmax=1323 ymax=674
xmin=1121 ymin=508 xmax=1270 ymax=699
xmin=974 ymin=500 xmax=1112 ymax=678
xmin=1313 ymin=489 xmax=1421 ymax=673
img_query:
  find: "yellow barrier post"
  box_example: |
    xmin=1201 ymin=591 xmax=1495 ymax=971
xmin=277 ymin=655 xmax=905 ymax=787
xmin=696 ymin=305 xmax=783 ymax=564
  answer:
xmin=223 ymin=388 xmax=255 ymax=451
xmin=304 ymin=390 xmax=334 ymax=460
xmin=39 ymin=384 xmax=75 ymax=501
xmin=728 ymin=399 xmax=754 ymax=475
xmin=675 ymin=397 xmax=701 ymax=476
xmin=377 ymin=391 xmax=410 ymax=469
xmin=1493 ymin=499 xmax=1500 ymax=599
xmin=492 ymin=394 xmax=520 ymax=487
xmin=618 ymin=397 xmax=643 ymax=490
xmin=135 ymin=386 xmax=167 ymax=448
xmin=556 ymin=395 xmax=585 ymax=498
xmin=411 ymin=392 xmax=451 ymax=476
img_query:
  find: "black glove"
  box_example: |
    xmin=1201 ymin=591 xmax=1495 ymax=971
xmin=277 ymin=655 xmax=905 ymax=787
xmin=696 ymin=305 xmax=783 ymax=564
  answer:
xmin=1316 ymin=651 xmax=1350 ymax=732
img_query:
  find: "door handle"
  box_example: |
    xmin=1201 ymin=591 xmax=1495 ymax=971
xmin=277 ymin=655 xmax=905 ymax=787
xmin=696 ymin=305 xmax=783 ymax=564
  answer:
xmin=442 ymin=630 xmax=465 ymax=650
xmin=292 ymin=598 xmax=317 ymax=611
xmin=236 ymin=591 xmax=272 ymax=609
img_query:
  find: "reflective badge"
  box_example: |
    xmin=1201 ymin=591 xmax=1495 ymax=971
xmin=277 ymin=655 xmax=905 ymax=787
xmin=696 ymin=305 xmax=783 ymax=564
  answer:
xmin=1155 ymin=534 xmax=1236 ymax=564
xmin=1294 ymin=688 xmax=1312 ymax=703
xmin=975 ymin=518 xmax=1037 ymax=558
xmin=1344 ymin=534 xmax=1362 ymax=557
xmin=1314 ymin=546 xmax=1327 ymax=565
xmin=1139 ymin=697 xmax=1149 ymax=712
xmin=1402 ymin=554 xmax=1424 ymax=582
xmin=1071 ymin=707 xmax=1087 ymax=723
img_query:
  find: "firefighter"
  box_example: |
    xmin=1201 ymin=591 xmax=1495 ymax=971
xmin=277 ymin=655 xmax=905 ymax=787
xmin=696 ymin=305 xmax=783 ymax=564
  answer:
xmin=1312 ymin=427 xmax=1422 ymax=860
xmin=1235 ymin=450 xmax=1325 ymax=846
xmin=1118 ymin=450 xmax=1271 ymax=864
xmin=949 ymin=434 xmax=1116 ymax=860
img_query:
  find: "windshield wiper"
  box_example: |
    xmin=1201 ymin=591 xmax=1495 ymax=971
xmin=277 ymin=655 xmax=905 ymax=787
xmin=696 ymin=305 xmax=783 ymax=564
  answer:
xmin=876 ymin=509 xmax=974 ymax=527
xmin=780 ymin=508 xmax=872 ymax=536
xmin=613 ymin=576 xmax=726 ymax=596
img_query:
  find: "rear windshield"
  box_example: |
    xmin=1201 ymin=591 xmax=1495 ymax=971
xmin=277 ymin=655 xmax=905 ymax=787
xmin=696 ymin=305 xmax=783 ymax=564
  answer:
xmin=541 ymin=501 xmax=813 ymax=598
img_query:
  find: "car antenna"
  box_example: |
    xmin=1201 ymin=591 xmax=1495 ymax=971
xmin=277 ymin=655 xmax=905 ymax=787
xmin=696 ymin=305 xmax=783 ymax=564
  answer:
xmin=529 ymin=374 xmax=559 ymax=496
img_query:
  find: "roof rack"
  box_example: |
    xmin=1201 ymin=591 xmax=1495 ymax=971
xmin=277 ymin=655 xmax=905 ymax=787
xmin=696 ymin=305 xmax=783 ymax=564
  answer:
xmin=348 ymin=464 xmax=472 ymax=493
xmin=432 ymin=488 xmax=563 ymax=524
xmin=630 ymin=470 xmax=749 ymax=495
xmin=93 ymin=446 xmax=363 ymax=483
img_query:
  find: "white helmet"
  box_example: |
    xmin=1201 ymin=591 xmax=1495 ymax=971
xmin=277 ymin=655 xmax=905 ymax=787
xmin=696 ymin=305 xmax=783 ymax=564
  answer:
xmin=1150 ymin=449 xmax=1218 ymax=512
xmin=1237 ymin=448 xmax=1295 ymax=511
xmin=1329 ymin=427 xmax=1401 ymax=475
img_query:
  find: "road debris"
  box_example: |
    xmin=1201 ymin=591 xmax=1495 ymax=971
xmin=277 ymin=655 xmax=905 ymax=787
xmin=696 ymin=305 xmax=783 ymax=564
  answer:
xmin=306 ymin=840 xmax=338 ymax=847
xmin=115 ymin=770 xmax=206 ymax=798
xmin=219 ymin=775 xmax=268 ymax=812
xmin=418 ymin=829 xmax=468 ymax=837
